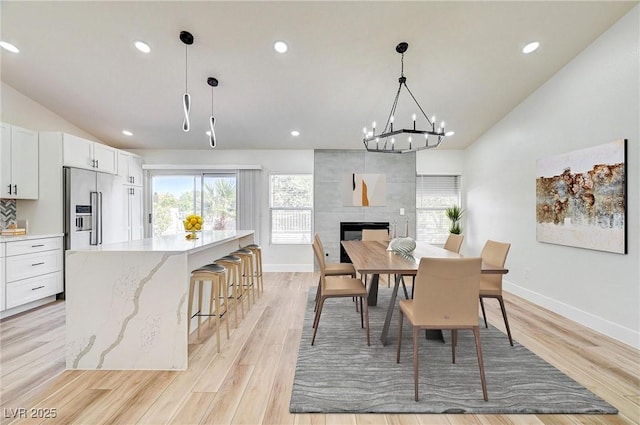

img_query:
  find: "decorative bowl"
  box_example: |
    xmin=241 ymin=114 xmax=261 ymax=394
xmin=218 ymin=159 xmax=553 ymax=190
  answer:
xmin=184 ymin=214 xmax=203 ymax=239
xmin=389 ymin=237 xmax=416 ymax=255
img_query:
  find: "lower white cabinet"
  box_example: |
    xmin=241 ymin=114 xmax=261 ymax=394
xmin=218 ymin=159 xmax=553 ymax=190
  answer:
xmin=3 ymin=236 xmax=63 ymax=310
xmin=0 ymin=244 xmax=5 ymax=312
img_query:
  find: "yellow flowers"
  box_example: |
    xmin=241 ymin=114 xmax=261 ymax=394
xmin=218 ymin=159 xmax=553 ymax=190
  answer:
xmin=183 ymin=214 xmax=203 ymax=232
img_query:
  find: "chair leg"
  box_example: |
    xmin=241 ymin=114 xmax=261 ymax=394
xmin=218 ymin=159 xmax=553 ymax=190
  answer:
xmin=479 ymin=297 xmax=488 ymax=328
xmin=396 ymin=310 xmax=404 ymax=363
xmin=314 ymin=275 xmax=321 ymax=312
xmin=473 ymin=326 xmax=488 ymax=401
xmin=359 ymin=297 xmax=364 ymax=328
xmin=363 ymin=296 xmax=370 ymax=346
xmin=451 ymin=329 xmax=457 ymax=364
xmin=311 ymin=298 xmax=324 ymax=345
xmin=497 ymin=296 xmax=514 ymax=346
xmin=197 ymin=280 xmax=204 ymax=339
xmin=413 ymin=327 xmax=420 ymax=402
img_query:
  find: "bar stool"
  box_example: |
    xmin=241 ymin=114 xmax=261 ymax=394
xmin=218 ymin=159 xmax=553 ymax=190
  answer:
xmin=231 ymin=248 xmax=256 ymax=308
xmin=214 ymin=255 xmax=244 ymax=328
xmin=187 ymin=263 xmax=228 ymax=353
xmin=244 ymin=244 xmax=263 ymax=296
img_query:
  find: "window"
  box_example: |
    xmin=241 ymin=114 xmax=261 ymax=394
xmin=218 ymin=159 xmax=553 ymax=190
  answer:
xmin=151 ymin=173 xmax=237 ymax=236
xmin=416 ymin=175 xmax=461 ymax=245
xmin=270 ymin=174 xmax=313 ymax=244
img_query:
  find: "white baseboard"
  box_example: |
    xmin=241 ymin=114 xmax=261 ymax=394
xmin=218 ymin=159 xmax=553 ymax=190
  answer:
xmin=263 ymin=263 xmax=314 ymax=273
xmin=504 ymin=280 xmax=639 ymax=350
xmin=1 ymin=296 xmax=57 ymax=320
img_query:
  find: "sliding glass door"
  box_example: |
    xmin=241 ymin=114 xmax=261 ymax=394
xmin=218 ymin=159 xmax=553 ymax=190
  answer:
xmin=151 ymin=173 xmax=236 ymax=236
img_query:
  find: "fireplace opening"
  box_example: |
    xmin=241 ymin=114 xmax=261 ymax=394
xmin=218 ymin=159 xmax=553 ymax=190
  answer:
xmin=340 ymin=221 xmax=389 ymax=263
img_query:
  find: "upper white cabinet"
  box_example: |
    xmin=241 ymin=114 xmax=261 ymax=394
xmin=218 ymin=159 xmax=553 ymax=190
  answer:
xmin=62 ymin=133 xmax=117 ymax=174
xmin=118 ymin=151 xmax=143 ymax=186
xmin=0 ymin=123 xmax=39 ymax=199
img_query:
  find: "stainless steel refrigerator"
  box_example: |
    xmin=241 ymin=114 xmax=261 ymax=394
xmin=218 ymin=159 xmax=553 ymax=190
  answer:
xmin=63 ymin=166 xmax=123 ymax=251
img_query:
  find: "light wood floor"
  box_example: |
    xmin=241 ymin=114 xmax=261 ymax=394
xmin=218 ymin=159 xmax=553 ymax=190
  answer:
xmin=1 ymin=272 xmax=638 ymax=425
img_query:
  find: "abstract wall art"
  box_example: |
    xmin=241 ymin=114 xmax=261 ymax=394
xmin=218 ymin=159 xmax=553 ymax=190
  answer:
xmin=535 ymin=139 xmax=627 ymax=254
xmin=342 ymin=173 xmax=386 ymax=206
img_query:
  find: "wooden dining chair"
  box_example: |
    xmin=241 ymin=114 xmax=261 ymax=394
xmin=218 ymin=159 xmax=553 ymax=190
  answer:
xmin=361 ymin=228 xmax=391 ymax=287
xmin=311 ymin=237 xmax=370 ymax=346
xmin=479 ymin=240 xmax=513 ymax=346
xmin=313 ymin=233 xmax=357 ymax=311
xmin=443 ymin=233 xmax=464 ymax=253
xmin=397 ymin=257 xmax=487 ymax=402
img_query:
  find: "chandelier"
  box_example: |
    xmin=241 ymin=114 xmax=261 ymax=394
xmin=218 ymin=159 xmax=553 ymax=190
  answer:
xmin=362 ymin=42 xmax=453 ymax=154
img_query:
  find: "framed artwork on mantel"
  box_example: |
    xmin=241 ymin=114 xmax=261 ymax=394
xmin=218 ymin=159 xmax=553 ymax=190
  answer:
xmin=535 ymin=139 xmax=627 ymax=254
xmin=342 ymin=173 xmax=386 ymax=206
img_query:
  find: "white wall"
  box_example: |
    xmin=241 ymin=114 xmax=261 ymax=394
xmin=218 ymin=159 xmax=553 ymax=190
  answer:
xmin=464 ymin=6 xmax=639 ymax=348
xmin=1 ymin=82 xmax=100 ymax=141
xmin=132 ymin=149 xmax=315 ymax=271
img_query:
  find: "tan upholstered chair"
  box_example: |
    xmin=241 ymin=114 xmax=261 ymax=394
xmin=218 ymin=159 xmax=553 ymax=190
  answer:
xmin=443 ymin=233 xmax=464 ymax=253
xmin=397 ymin=257 xmax=487 ymax=402
xmin=312 ymin=237 xmax=370 ymax=346
xmin=313 ymin=234 xmax=357 ymax=311
xmin=479 ymin=240 xmax=513 ymax=346
xmin=361 ymin=228 xmax=391 ymax=287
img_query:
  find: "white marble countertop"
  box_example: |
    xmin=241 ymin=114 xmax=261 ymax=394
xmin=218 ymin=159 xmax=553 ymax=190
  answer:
xmin=67 ymin=230 xmax=254 ymax=254
xmin=0 ymin=233 xmax=64 ymax=243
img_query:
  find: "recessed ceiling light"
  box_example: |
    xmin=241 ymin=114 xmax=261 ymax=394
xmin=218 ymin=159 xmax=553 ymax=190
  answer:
xmin=134 ymin=40 xmax=151 ymax=53
xmin=523 ymin=41 xmax=540 ymax=54
xmin=0 ymin=41 xmax=19 ymax=53
xmin=122 ymin=130 xmax=133 ymax=136
xmin=274 ymin=41 xmax=288 ymax=53
xmin=291 ymin=130 xmax=300 ymax=137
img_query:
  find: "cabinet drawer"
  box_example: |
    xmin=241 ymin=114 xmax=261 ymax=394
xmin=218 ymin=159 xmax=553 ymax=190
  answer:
xmin=6 ymin=272 xmax=62 ymax=309
xmin=6 ymin=250 xmax=62 ymax=282
xmin=6 ymin=237 xmax=62 ymax=256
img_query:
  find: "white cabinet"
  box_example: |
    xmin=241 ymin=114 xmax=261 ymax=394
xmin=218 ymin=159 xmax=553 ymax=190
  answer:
xmin=4 ymin=236 xmax=63 ymax=310
xmin=118 ymin=151 xmax=143 ymax=186
xmin=1 ymin=243 xmax=5 ymax=312
xmin=62 ymin=133 xmax=117 ymax=174
xmin=0 ymin=122 xmax=39 ymax=199
xmin=122 ymin=185 xmax=144 ymax=241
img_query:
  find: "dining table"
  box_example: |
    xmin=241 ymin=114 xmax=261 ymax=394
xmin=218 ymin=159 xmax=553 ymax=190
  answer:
xmin=341 ymin=239 xmax=509 ymax=345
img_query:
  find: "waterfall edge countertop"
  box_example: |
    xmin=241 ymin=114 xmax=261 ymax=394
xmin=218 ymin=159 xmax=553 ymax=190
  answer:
xmin=68 ymin=229 xmax=255 ymax=253
xmin=65 ymin=229 xmax=255 ymax=371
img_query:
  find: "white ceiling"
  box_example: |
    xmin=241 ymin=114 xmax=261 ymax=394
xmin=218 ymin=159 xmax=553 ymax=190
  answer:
xmin=1 ymin=1 xmax=636 ymax=151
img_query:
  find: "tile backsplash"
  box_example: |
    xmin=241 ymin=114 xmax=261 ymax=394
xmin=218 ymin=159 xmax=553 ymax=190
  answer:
xmin=0 ymin=199 xmax=17 ymax=229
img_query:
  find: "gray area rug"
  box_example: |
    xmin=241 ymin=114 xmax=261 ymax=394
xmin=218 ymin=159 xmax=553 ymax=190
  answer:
xmin=290 ymin=288 xmax=618 ymax=414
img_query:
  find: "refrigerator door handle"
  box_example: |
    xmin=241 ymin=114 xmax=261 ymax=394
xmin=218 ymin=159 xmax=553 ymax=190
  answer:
xmin=98 ymin=192 xmax=103 ymax=245
xmin=90 ymin=191 xmax=99 ymax=245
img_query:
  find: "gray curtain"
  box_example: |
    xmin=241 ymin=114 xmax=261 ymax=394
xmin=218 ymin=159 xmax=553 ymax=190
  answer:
xmin=237 ymin=169 xmax=262 ymax=244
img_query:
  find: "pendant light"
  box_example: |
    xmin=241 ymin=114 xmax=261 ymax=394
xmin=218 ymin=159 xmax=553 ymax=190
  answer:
xmin=207 ymin=77 xmax=218 ymax=148
xmin=180 ymin=31 xmax=194 ymax=132
xmin=362 ymin=42 xmax=453 ymax=154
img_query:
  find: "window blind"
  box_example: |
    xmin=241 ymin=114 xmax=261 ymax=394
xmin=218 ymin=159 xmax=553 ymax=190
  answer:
xmin=416 ymin=175 xmax=461 ymax=244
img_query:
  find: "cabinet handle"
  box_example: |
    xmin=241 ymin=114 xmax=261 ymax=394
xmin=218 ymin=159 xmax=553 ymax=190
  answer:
xmin=32 ymin=262 xmax=45 ymax=266
xmin=96 ymin=159 xmax=99 ymax=168
xmin=31 ymin=244 xmax=45 ymax=247
xmin=31 ymin=286 xmax=45 ymax=291
xmin=7 ymin=184 xmax=12 ymax=195
xmin=14 ymin=184 xmax=17 ymax=195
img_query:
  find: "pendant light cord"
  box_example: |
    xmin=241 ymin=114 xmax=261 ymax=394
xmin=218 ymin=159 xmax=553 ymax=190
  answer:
xmin=185 ymin=45 xmax=188 ymax=92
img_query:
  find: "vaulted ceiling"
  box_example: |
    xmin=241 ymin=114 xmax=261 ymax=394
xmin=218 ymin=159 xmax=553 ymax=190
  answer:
xmin=1 ymin=1 xmax=636 ymax=151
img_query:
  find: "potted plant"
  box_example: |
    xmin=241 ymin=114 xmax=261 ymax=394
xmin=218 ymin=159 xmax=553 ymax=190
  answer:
xmin=445 ymin=205 xmax=464 ymax=234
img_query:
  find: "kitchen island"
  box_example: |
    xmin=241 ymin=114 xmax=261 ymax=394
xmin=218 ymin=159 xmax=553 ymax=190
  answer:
xmin=65 ymin=230 xmax=254 ymax=370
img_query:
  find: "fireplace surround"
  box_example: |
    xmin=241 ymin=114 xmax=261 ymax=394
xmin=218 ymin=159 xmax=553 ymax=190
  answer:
xmin=340 ymin=221 xmax=389 ymax=263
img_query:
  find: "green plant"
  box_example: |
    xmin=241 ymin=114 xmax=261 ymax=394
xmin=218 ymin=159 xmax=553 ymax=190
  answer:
xmin=445 ymin=205 xmax=464 ymax=234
